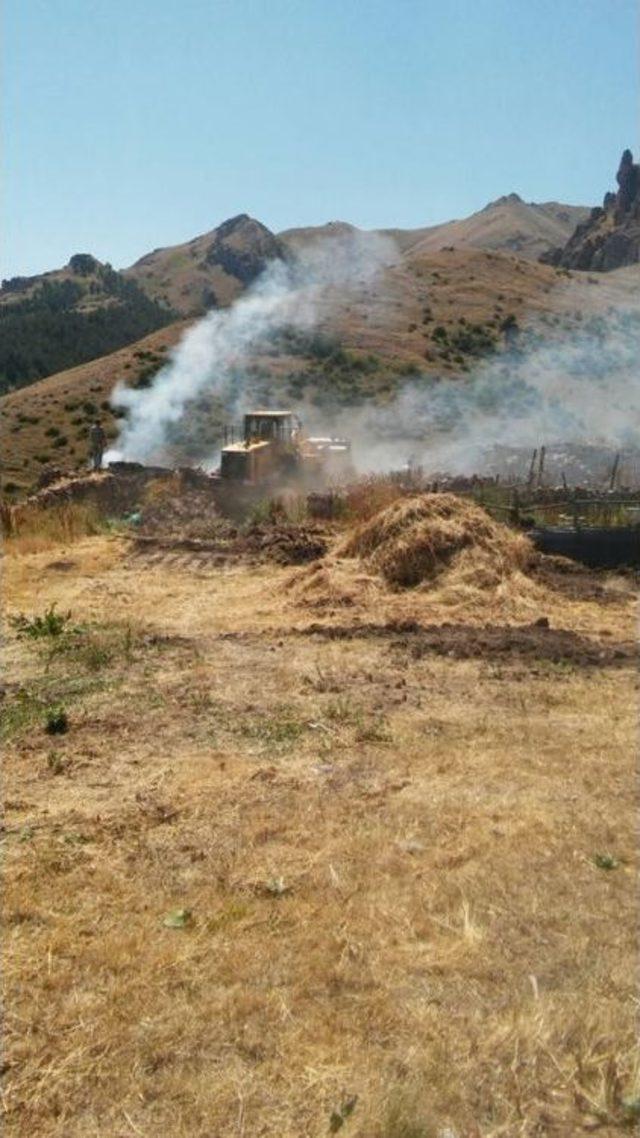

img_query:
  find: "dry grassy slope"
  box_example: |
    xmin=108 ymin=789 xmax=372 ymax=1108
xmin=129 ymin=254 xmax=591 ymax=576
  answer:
xmin=126 ymin=196 xmax=588 ymax=318
xmin=3 ymin=251 xmax=638 ymax=495
xmin=1 ymin=527 xmax=638 ymax=1137
xmin=277 ymin=220 xmax=360 ymax=252
xmin=124 ymin=213 xmax=287 ymax=315
xmin=280 ymin=198 xmax=590 ymax=260
xmin=0 ymin=322 xmax=190 ymax=492
xmin=309 ymin=246 xmax=632 ymax=361
xmin=387 ymin=196 xmax=590 ymax=259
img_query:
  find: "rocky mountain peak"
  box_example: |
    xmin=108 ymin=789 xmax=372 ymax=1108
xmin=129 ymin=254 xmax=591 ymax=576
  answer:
xmin=203 ymin=214 xmax=286 ymax=285
xmin=541 ymin=149 xmax=640 ymax=271
xmin=481 ymin=192 xmax=524 ymax=212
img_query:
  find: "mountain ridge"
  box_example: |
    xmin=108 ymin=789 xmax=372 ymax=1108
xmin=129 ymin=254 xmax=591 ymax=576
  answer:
xmin=4 ymin=247 xmax=638 ymax=494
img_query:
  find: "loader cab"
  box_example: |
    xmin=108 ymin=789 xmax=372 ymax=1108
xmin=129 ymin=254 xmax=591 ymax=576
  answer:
xmin=243 ymin=411 xmax=300 ymax=445
xmin=220 ymin=411 xmax=302 ymax=483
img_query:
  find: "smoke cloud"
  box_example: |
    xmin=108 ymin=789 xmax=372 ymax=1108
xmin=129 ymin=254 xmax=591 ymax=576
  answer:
xmin=342 ymin=306 xmax=640 ymax=480
xmin=107 ymin=231 xmax=396 ymax=465
xmin=108 ymin=234 xmax=640 ymax=484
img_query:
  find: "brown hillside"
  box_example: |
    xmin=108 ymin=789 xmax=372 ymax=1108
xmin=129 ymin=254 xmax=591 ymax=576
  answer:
xmin=382 ymin=196 xmax=589 ymax=260
xmin=309 ymin=246 xmax=636 ymax=363
xmin=0 ymin=322 xmax=189 ymax=493
xmin=0 ymin=199 xmax=588 ymax=397
xmin=127 ymin=195 xmax=587 ymax=322
xmin=279 ymin=199 xmax=588 ymax=262
xmin=278 ymin=220 xmax=360 ymax=253
xmin=2 ymin=250 xmax=638 ymax=495
xmin=125 ymin=213 xmax=288 ymax=315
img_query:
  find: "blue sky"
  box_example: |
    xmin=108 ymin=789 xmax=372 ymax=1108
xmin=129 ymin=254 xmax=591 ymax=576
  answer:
xmin=3 ymin=0 xmax=638 ymax=278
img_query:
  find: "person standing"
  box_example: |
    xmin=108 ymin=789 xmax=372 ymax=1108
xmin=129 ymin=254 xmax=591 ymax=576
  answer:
xmin=89 ymin=420 xmax=107 ymax=471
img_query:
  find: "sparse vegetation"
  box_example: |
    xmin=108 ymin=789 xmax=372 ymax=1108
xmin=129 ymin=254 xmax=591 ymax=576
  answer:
xmin=1 ymin=509 xmax=637 ymax=1137
xmin=44 ymin=704 xmax=69 ymax=735
xmin=10 ymin=603 xmax=72 ymax=639
xmin=448 ymin=321 xmax=496 ymax=356
xmin=1 ymin=212 xmax=640 ymax=1135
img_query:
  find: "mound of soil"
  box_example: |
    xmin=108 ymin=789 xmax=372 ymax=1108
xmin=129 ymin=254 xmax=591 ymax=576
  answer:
xmin=240 ymin=524 xmax=328 ymax=565
xmin=130 ymin=522 xmax=329 ymax=570
xmin=15 ymin=471 xmax=144 ymax=518
xmin=340 ymin=493 xmax=532 ymax=588
xmin=139 ymin=484 xmax=236 ymax=543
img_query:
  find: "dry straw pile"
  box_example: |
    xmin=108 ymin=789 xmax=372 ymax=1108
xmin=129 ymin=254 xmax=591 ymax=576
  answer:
xmin=339 ymin=492 xmax=532 ymax=589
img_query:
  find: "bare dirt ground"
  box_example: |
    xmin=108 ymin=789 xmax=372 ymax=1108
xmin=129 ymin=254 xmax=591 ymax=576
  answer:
xmin=2 ymin=530 xmax=638 ymax=1137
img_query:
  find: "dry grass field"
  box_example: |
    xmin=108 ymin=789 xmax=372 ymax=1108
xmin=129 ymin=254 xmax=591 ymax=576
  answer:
xmin=2 ymin=495 xmax=638 ymax=1137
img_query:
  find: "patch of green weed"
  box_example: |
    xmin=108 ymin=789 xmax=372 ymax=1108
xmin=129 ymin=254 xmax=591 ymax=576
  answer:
xmin=0 ymin=689 xmax=45 ymax=741
xmin=1 ymin=675 xmax=112 ymax=743
xmin=237 ymin=709 xmax=306 ymax=750
xmin=355 ymin=714 xmax=393 ymax=744
xmin=10 ymin=604 xmax=74 ymax=640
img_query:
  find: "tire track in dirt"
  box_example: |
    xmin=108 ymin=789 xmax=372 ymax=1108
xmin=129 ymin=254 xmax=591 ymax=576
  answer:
xmin=297 ymin=619 xmax=637 ymax=668
xmin=208 ymin=619 xmax=635 ymax=669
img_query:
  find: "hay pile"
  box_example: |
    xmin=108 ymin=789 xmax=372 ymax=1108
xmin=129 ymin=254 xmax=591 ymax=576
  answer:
xmin=284 ymin=559 xmax=378 ymax=609
xmin=339 ymin=493 xmax=532 ymax=589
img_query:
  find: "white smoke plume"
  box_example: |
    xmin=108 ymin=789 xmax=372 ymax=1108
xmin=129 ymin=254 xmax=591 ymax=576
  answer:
xmin=107 ymin=231 xmax=396 ymax=465
xmin=342 ymin=305 xmax=640 ymax=480
xmin=108 ymin=232 xmax=640 ymax=485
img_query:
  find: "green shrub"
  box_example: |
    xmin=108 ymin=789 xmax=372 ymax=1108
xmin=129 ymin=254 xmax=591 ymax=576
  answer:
xmin=448 ymin=323 xmax=496 ymax=356
xmin=133 ymin=364 xmax=161 ymax=389
xmin=11 ymin=604 xmax=72 ymax=639
xmin=45 ymin=705 xmax=68 ymax=735
xmin=395 ymin=360 xmax=420 ymax=377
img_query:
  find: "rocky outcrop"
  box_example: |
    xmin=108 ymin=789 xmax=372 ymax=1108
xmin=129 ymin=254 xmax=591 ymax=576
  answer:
xmin=541 ymin=149 xmax=640 ymax=271
xmin=615 ymin=148 xmax=639 ymax=217
xmin=202 ymin=214 xmax=287 ymax=285
xmin=69 ymin=253 xmax=100 ymax=276
xmin=126 ymin=214 xmax=288 ymax=314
